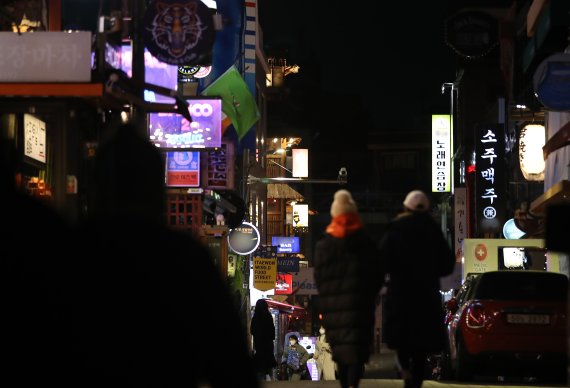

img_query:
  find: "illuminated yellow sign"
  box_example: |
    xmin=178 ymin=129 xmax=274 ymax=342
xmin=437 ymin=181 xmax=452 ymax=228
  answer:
xmin=253 ymin=257 xmax=277 ymax=291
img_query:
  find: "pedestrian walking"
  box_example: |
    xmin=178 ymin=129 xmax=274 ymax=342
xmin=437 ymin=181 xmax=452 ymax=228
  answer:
xmin=250 ymin=298 xmax=278 ymax=381
xmin=378 ymin=190 xmax=455 ymax=388
xmin=314 ymin=325 xmax=337 ymax=380
xmin=314 ymin=189 xmax=385 ymax=388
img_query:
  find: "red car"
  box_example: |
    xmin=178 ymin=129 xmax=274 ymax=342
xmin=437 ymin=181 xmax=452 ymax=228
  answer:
xmin=444 ymin=270 xmax=568 ymax=382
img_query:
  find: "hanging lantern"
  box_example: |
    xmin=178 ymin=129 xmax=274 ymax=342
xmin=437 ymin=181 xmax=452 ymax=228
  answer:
xmin=519 ymin=124 xmax=545 ymax=181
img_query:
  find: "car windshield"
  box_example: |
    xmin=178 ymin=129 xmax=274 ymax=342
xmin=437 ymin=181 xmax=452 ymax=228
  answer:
xmin=473 ymin=271 xmax=568 ymax=301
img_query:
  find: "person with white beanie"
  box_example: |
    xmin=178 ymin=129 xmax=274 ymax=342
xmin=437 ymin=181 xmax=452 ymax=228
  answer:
xmin=378 ymin=190 xmax=455 ymax=388
xmin=314 ymin=189 xmax=385 ymax=388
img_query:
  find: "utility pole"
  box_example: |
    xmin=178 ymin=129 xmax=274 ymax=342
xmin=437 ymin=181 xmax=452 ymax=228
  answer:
xmin=130 ymin=1 xmax=146 ymax=133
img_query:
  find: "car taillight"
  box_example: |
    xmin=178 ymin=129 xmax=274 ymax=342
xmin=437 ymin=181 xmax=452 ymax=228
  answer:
xmin=465 ymin=303 xmax=487 ymax=328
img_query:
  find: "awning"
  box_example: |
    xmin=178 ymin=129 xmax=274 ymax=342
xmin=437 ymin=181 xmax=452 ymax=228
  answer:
xmin=267 ymin=183 xmax=303 ymax=200
xmin=265 ymin=299 xmax=306 ymax=316
xmin=530 ymin=180 xmax=570 ymax=216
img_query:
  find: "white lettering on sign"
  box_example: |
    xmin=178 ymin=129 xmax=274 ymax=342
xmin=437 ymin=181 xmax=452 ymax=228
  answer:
xmin=166 ymin=132 xmax=204 ymax=146
xmin=478 ymin=128 xmax=500 ymax=221
xmin=481 ymin=148 xmax=497 ymax=164
xmin=480 ymin=130 xmax=498 ymax=143
xmin=188 ymin=103 xmax=214 ymax=117
xmin=0 ymin=31 xmax=91 ymax=82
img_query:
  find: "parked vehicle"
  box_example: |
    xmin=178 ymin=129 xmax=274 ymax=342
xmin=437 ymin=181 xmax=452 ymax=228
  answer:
xmin=443 ymin=270 xmax=568 ymax=382
xmin=429 ymin=276 xmax=476 ymax=381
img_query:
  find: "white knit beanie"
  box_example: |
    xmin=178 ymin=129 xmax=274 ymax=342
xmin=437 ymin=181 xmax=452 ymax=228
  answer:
xmin=330 ymin=189 xmax=358 ymax=217
xmin=403 ymin=190 xmax=430 ymax=212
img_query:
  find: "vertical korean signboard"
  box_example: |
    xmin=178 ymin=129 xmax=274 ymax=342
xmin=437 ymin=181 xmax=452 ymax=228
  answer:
xmin=202 ymin=142 xmax=234 ymax=189
xmin=432 ymin=115 xmax=452 ymax=193
xmin=476 ymin=126 xmax=506 ymax=234
xmin=454 ymin=187 xmax=467 ymax=262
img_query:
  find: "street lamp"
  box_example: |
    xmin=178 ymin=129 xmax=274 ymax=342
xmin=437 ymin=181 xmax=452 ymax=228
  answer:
xmin=441 ymin=69 xmax=464 ymax=188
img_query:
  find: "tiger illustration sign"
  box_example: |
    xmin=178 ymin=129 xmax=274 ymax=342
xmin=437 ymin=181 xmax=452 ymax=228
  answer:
xmin=143 ymin=0 xmax=215 ymax=66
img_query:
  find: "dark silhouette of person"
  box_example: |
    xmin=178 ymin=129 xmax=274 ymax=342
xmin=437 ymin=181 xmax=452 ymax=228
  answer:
xmin=314 ymin=189 xmax=385 ymax=388
xmin=378 ymin=190 xmax=455 ymax=388
xmin=250 ymin=298 xmax=278 ymax=381
xmin=2 ymin=123 xmax=75 ymax=386
xmin=70 ymin=121 xmax=259 ymax=388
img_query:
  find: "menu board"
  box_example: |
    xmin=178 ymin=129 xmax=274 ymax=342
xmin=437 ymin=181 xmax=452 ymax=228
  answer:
xmin=24 ymin=114 xmax=46 ymax=164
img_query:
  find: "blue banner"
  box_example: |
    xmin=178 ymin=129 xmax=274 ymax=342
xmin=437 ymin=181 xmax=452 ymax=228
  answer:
xmin=277 ymin=255 xmax=300 ymax=273
xmin=272 ymin=236 xmax=300 ymax=253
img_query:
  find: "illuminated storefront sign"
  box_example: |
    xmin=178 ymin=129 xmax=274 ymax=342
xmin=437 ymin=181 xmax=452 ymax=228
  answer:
xmin=432 ymin=115 xmax=451 ymax=192
xmin=502 ymin=218 xmax=526 ymax=239
xmin=203 ymin=142 xmax=234 ymax=189
xmin=0 ymin=31 xmax=92 ymax=82
xmin=24 ymin=114 xmax=46 ymax=164
xmin=292 ymin=204 xmax=309 ymax=232
xmin=165 ymin=151 xmax=200 ymax=187
xmin=148 ymin=98 xmax=222 ymax=149
xmin=228 ymin=222 xmax=260 ymax=255
xmin=475 ymin=126 xmax=506 ymax=234
xmin=277 ymin=255 xmax=300 ymax=273
xmin=461 ymin=238 xmax=565 ymax=279
xmin=519 ymin=124 xmax=545 ymax=181
xmin=292 ymin=148 xmax=309 ymax=178
xmin=252 ymin=256 xmax=277 ymax=291
xmin=275 ymin=273 xmax=293 ymax=295
xmin=120 ymin=46 xmax=178 ymax=103
xmin=272 ymin=236 xmax=300 ymax=253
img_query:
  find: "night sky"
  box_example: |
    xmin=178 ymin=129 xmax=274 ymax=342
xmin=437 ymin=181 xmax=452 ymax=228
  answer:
xmin=258 ymin=1 xmax=458 ymax=212
xmin=258 ymin=0 xmax=457 ymax=134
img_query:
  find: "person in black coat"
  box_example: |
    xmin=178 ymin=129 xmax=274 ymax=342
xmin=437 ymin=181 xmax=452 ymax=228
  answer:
xmin=378 ymin=190 xmax=455 ymax=388
xmin=2 ymin=128 xmax=75 ymax=387
xmin=314 ymin=189 xmax=385 ymax=388
xmin=70 ymin=121 xmax=259 ymax=388
xmin=250 ymin=298 xmax=278 ymax=380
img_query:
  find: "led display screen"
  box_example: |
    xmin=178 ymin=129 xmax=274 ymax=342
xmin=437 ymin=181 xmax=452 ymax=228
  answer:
xmin=148 ymin=98 xmax=222 ymax=149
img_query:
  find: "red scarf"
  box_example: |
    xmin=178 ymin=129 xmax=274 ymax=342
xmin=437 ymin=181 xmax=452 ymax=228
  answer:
xmin=325 ymin=212 xmax=363 ymax=238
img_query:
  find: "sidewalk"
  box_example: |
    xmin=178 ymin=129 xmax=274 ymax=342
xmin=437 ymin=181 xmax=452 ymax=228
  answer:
xmin=262 ymin=379 xmax=565 ymax=388
xmin=261 ymin=349 xmax=565 ymax=388
xmin=363 ymin=347 xmax=398 ymax=379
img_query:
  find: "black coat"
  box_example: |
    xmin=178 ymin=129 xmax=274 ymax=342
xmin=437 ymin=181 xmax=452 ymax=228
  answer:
xmin=69 ymin=217 xmax=259 ymax=388
xmin=314 ymin=229 xmax=384 ymax=365
xmin=250 ymin=311 xmax=277 ymax=371
xmin=378 ymin=211 xmax=455 ymax=353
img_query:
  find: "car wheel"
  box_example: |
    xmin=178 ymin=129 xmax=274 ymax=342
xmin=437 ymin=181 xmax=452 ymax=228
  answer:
xmin=456 ymin=337 xmax=473 ymax=381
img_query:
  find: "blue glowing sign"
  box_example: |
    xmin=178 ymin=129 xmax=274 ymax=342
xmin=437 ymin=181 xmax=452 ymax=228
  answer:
xmin=272 ymin=236 xmax=300 ymax=254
